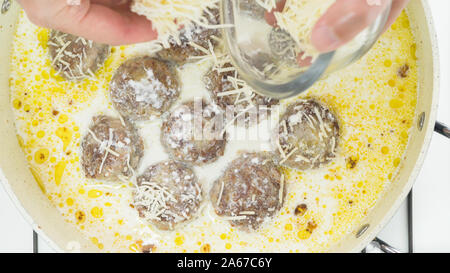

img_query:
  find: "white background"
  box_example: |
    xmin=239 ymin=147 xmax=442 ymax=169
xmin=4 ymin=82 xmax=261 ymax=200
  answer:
xmin=0 ymin=0 xmax=449 ymax=253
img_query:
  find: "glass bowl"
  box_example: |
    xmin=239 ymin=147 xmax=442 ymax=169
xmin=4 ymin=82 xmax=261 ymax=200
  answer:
xmin=220 ymin=0 xmax=393 ymax=99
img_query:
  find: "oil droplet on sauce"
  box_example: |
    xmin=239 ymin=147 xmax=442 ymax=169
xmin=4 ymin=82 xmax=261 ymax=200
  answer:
xmin=175 ymin=236 xmax=185 ymax=246
xmin=56 ymin=127 xmax=72 ymax=151
xmin=88 ymin=189 xmax=103 ymax=198
xmin=55 ymin=161 xmax=67 ymax=186
xmin=34 ymin=148 xmax=49 ymax=164
xmin=91 ymin=207 xmax=104 ymax=218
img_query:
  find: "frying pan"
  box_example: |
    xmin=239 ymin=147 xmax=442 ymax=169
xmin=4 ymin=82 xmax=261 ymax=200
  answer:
xmin=0 ymin=0 xmax=448 ymax=252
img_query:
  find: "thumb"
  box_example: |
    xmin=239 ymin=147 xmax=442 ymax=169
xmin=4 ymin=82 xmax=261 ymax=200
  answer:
xmin=23 ymin=0 xmax=157 ymax=45
xmin=55 ymin=0 xmax=157 ymax=45
xmin=311 ymin=0 xmax=390 ymax=53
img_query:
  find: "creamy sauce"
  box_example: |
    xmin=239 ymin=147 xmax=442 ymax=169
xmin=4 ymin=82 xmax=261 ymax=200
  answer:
xmin=10 ymin=11 xmax=418 ymax=252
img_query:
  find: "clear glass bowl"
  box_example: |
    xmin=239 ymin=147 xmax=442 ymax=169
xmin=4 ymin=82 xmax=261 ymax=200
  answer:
xmin=220 ymin=0 xmax=393 ymax=99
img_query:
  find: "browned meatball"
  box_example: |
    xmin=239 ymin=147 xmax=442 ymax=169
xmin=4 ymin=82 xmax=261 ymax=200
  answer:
xmin=210 ymin=152 xmax=284 ymax=230
xmin=276 ymin=100 xmax=340 ymax=170
xmin=204 ymin=63 xmax=279 ymax=126
xmin=269 ymin=27 xmax=298 ymax=63
xmin=81 ymin=115 xmax=144 ymax=180
xmin=161 ymin=100 xmax=227 ymax=165
xmin=156 ymin=8 xmax=221 ymax=64
xmin=109 ymin=56 xmax=180 ymax=121
xmin=133 ymin=160 xmax=202 ymax=230
xmin=48 ymin=30 xmax=110 ymax=81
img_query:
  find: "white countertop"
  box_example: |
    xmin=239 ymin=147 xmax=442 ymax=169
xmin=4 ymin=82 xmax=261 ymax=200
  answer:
xmin=1 ymin=0 xmax=449 ymax=253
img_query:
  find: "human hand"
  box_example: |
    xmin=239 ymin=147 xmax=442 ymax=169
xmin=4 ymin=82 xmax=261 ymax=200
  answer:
xmin=266 ymin=0 xmax=410 ymax=53
xmin=17 ymin=0 xmax=157 ymax=45
xmin=311 ymin=0 xmax=410 ymax=52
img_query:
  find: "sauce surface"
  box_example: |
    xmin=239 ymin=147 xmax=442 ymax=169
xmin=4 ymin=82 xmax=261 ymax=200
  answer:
xmin=9 ymin=11 xmax=418 ymax=252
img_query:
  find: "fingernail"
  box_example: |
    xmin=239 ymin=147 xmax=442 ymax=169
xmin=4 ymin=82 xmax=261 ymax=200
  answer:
xmin=312 ymin=25 xmax=341 ymax=53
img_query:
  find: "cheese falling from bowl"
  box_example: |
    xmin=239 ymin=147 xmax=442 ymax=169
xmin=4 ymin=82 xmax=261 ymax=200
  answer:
xmin=131 ymin=0 xmax=220 ymax=43
xmin=273 ymin=0 xmax=336 ymax=60
xmin=131 ymin=0 xmax=334 ymax=61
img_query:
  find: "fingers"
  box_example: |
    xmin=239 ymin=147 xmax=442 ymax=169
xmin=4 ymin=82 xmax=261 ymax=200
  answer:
xmin=55 ymin=3 xmax=157 ymax=45
xmin=91 ymin=0 xmax=129 ymax=6
xmin=296 ymin=52 xmax=312 ymax=67
xmin=384 ymin=0 xmax=410 ymax=31
xmin=18 ymin=0 xmax=157 ymax=45
xmin=311 ymin=0 xmax=390 ymax=53
xmin=17 ymin=0 xmax=76 ymax=27
xmin=265 ymin=0 xmax=286 ymax=26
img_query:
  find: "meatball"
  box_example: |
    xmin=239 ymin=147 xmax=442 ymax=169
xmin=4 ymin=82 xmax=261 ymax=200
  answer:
xmin=109 ymin=56 xmax=180 ymax=121
xmin=48 ymin=30 xmax=110 ymax=81
xmin=156 ymin=8 xmax=221 ymax=64
xmin=269 ymin=27 xmax=298 ymax=64
xmin=81 ymin=115 xmax=144 ymax=180
xmin=276 ymin=100 xmax=340 ymax=170
xmin=161 ymin=100 xmax=227 ymax=165
xmin=204 ymin=63 xmax=279 ymax=126
xmin=210 ymin=152 xmax=284 ymax=230
xmin=133 ymin=160 xmax=202 ymax=230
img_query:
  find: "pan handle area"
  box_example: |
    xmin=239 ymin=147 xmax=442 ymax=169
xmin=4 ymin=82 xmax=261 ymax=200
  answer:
xmin=1 ymin=0 xmax=10 ymax=14
xmin=363 ymin=237 xmax=401 ymax=253
xmin=435 ymin=121 xmax=450 ymax=138
xmin=364 ymin=121 xmax=449 ymax=253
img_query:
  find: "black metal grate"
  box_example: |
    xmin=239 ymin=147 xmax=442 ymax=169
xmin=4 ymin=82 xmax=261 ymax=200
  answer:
xmin=32 ymin=231 xmax=38 ymax=253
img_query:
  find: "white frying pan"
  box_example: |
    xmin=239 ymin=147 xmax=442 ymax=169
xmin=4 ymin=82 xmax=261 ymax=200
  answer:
xmin=0 ymin=0 xmax=448 ymax=253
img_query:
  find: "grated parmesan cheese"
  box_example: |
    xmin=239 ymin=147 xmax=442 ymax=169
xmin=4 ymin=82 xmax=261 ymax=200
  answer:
xmin=131 ymin=0 xmax=220 ymax=44
xmin=274 ymin=0 xmax=335 ymax=60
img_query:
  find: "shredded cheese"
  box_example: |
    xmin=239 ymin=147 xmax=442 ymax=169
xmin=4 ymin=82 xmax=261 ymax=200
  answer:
xmin=274 ymin=0 xmax=335 ymax=60
xmin=221 ymin=216 xmax=247 ymax=221
xmin=216 ymin=181 xmax=224 ymax=207
xmin=279 ymin=174 xmax=284 ymax=206
xmin=134 ymin=181 xmax=177 ymax=221
xmin=255 ymin=0 xmax=277 ymax=11
xmin=131 ymin=0 xmax=220 ymax=44
xmin=279 ymin=147 xmax=298 ymax=165
xmin=239 ymin=211 xmax=256 ymax=215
